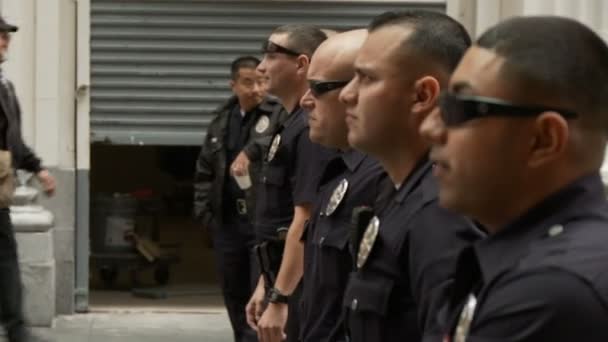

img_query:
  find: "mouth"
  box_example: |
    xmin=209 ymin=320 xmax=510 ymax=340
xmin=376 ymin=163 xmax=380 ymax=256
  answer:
xmin=345 ymin=111 xmax=357 ymax=125
xmin=429 ymin=152 xmax=450 ymax=177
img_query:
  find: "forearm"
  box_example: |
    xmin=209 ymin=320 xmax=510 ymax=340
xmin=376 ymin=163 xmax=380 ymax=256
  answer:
xmin=272 ymin=205 xmax=310 ymax=295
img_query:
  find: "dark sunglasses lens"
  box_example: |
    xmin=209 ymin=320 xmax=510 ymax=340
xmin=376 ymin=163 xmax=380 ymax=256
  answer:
xmin=440 ymin=94 xmax=469 ymax=126
xmin=309 ymin=81 xmax=347 ymax=97
xmin=307 ymin=81 xmax=323 ymax=97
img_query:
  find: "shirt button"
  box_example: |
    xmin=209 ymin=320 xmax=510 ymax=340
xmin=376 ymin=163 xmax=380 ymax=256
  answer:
xmin=319 ymin=237 xmax=325 ymax=245
xmin=351 ymin=298 xmax=358 ymax=311
xmin=548 ymin=224 xmax=564 ymax=237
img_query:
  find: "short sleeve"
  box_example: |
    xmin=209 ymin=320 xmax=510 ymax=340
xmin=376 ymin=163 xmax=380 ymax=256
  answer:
xmin=291 ymin=128 xmax=334 ymax=206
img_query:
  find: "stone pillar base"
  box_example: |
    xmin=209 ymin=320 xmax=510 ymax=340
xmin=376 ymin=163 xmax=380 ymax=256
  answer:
xmin=12 ymin=193 xmax=55 ymax=327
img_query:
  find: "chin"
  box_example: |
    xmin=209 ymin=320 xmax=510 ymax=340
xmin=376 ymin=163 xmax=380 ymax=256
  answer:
xmin=349 ymin=133 xmax=374 ymax=153
xmin=438 ymin=190 xmax=470 ymax=216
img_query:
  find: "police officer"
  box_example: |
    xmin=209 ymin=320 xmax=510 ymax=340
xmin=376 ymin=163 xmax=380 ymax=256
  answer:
xmin=421 ymin=16 xmax=608 ymax=342
xmin=338 ymin=11 xmax=483 ymax=342
xmin=245 ymin=25 xmax=335 ymax=342
xmin=194 ymin=56 xmax=285 ymax=342
xmin=298 ymin=30 xmax=386 ymax=342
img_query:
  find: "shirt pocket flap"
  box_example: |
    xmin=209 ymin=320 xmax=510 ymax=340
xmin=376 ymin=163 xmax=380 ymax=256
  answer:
xmin=313 ymin=219 xmax=350 ymax=250
xmin=343 ymin=275 xmax=394 ymax=316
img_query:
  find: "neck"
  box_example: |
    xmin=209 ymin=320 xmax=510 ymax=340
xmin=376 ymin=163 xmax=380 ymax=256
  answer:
xmin=378 ymin=146 xmax=427 ymax=187
xmin=278 ymin=82 xmax=308 ymax=113
xmin=239 ymin=101 xmax=257 ymax=113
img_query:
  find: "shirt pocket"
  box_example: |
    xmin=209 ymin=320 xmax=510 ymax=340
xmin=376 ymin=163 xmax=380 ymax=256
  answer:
xmin=313 ymin=218 xmax=351 ymax=289
xmin=343 ymin=275 xmax=394 ymax=340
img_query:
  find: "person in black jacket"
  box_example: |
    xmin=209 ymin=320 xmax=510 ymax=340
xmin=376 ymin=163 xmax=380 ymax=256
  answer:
xmin=194 ymin=56 xmax=286 ymax=342
xmin=0 ymin=16 xmax=56 ymax=342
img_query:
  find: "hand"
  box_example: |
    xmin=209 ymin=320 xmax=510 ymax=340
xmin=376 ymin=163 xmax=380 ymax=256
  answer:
xmin=36 ymin=169 xmax=56 ymax=196
xmin=246 ymin=278 xmax=267 ymax=331
xmin=231 ymin=151 xmax=251 ymax=177
xmin=257 ymin=302 xmax=288 ymax=342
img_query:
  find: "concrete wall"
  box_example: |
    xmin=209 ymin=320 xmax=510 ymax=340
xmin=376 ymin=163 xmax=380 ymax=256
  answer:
xmin=448 ymin=0 xmax=608 ymax=41
xmin=1 ymin=0 xmax=77 ymax=318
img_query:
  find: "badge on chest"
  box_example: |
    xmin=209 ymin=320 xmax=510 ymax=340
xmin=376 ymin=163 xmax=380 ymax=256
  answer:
xmin=255 ymin=115 xmax=270 ymax=133
xmin=267 ymin=134 xmax=281 ymax=162
xmin=356 ymin=216 xmax=379 ymax=269
xmin=453 ymin=293 xmax=477 ymax=342
xmin=325 ymin=179 xmax=349 ymax=216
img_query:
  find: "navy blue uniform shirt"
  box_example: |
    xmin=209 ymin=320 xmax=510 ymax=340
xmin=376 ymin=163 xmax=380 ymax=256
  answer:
xmin=254 ymin=107 xmax=336 ymax=242
xmin=438 ymin=173 xmax=608 ymax=342
xmin=344 ymin=157 xmax=483 ymax=342
xmin=300 ymin=150 xmax=385 ymax=342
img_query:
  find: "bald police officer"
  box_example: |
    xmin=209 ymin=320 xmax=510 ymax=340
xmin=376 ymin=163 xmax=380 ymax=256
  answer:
xmin=422 ymin=16 xmax=608 ymax=342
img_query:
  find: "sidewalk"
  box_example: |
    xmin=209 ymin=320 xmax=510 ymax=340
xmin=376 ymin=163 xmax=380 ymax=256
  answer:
xmin=25 ymin=312 xmax=233 ymax=342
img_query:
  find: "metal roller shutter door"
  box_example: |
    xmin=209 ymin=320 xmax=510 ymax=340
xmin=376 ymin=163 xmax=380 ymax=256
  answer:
xmin=91 ymin=0 xmax=445 ymax=146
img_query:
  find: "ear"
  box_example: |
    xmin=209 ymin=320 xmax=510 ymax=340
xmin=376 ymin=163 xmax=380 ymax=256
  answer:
xmin=411 ymin=76 xmax=441 ymax=124
xmin=295 ymin=55 xmax=311 ymax=76
xmin=229 ymin=79 xmax=236 ymax=90
xmin=528 ymin=112 xmax=569 ymax=168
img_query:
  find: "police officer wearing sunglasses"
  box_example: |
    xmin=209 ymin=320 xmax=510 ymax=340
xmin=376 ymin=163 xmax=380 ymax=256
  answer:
xmin=247 ymin=25 xmax=337 ymax=342
xmin=338 ymin=11 xmax=483 ymax=342
xmin=421 ymin=16 xmax=608 ymax=342
xmin=298 ymin=30 xmax=386 ymax=342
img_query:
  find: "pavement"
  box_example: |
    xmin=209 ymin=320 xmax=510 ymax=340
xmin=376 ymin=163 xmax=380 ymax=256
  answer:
xmin=23 ymin=311 xmax=234 ymax=342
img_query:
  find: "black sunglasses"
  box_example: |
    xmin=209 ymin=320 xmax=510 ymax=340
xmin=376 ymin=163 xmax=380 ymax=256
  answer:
xmin=439 ymin=92 xmax=578 ymax=127
xmin=262 ymin=41 xmax=301 ymax=56
xmin=308 ymin=80 xmax=350 ymax=97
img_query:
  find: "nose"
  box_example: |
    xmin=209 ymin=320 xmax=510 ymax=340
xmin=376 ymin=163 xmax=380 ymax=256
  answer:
xmin=257 ymin=57 xmax=268 ymax=74
xmin=420 ymin=107 xmax=448 ymax=146
xmin=339 ymin=78 xmax=357 ymax=106
xmin=253 ymin=81 xmax=264 ymax=97
xmin=300 ymin=88 xmax=315 ymax=111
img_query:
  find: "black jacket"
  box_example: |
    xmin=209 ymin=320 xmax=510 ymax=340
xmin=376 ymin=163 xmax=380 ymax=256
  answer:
xmin=194 ymin=95 xmax=287 ymax=229
xmin=0 ymin=79 xmax=43 ymax=173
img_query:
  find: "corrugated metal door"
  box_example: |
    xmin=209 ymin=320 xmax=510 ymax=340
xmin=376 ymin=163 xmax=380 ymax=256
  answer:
xmin=91 ymin=0 xmax=445 ymax=146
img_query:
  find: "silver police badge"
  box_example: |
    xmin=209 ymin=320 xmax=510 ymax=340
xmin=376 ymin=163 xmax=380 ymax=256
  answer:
xmin=267 ymin=134 xmax=281 ymax=162
xmin=325 ymin=179 xmax=348 ymax=216
xmin=357 ymin=216 xmax=379 ymax=269
xmin=453 ymin=294 xmax=478 ymax=342
xmin=255 ymin=115 xmax=270 ymax=133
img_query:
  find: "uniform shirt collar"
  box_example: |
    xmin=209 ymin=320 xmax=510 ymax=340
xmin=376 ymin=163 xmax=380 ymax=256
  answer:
xmin=473 ymin=172 xmax=606 ymax=284
xmin=282 ymin=105 xmax=304 ymax=128
xmin=341 ymin=149 xmax=366 ymax=173
xmin=394 ymin=155 xmax=433 ymax=203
